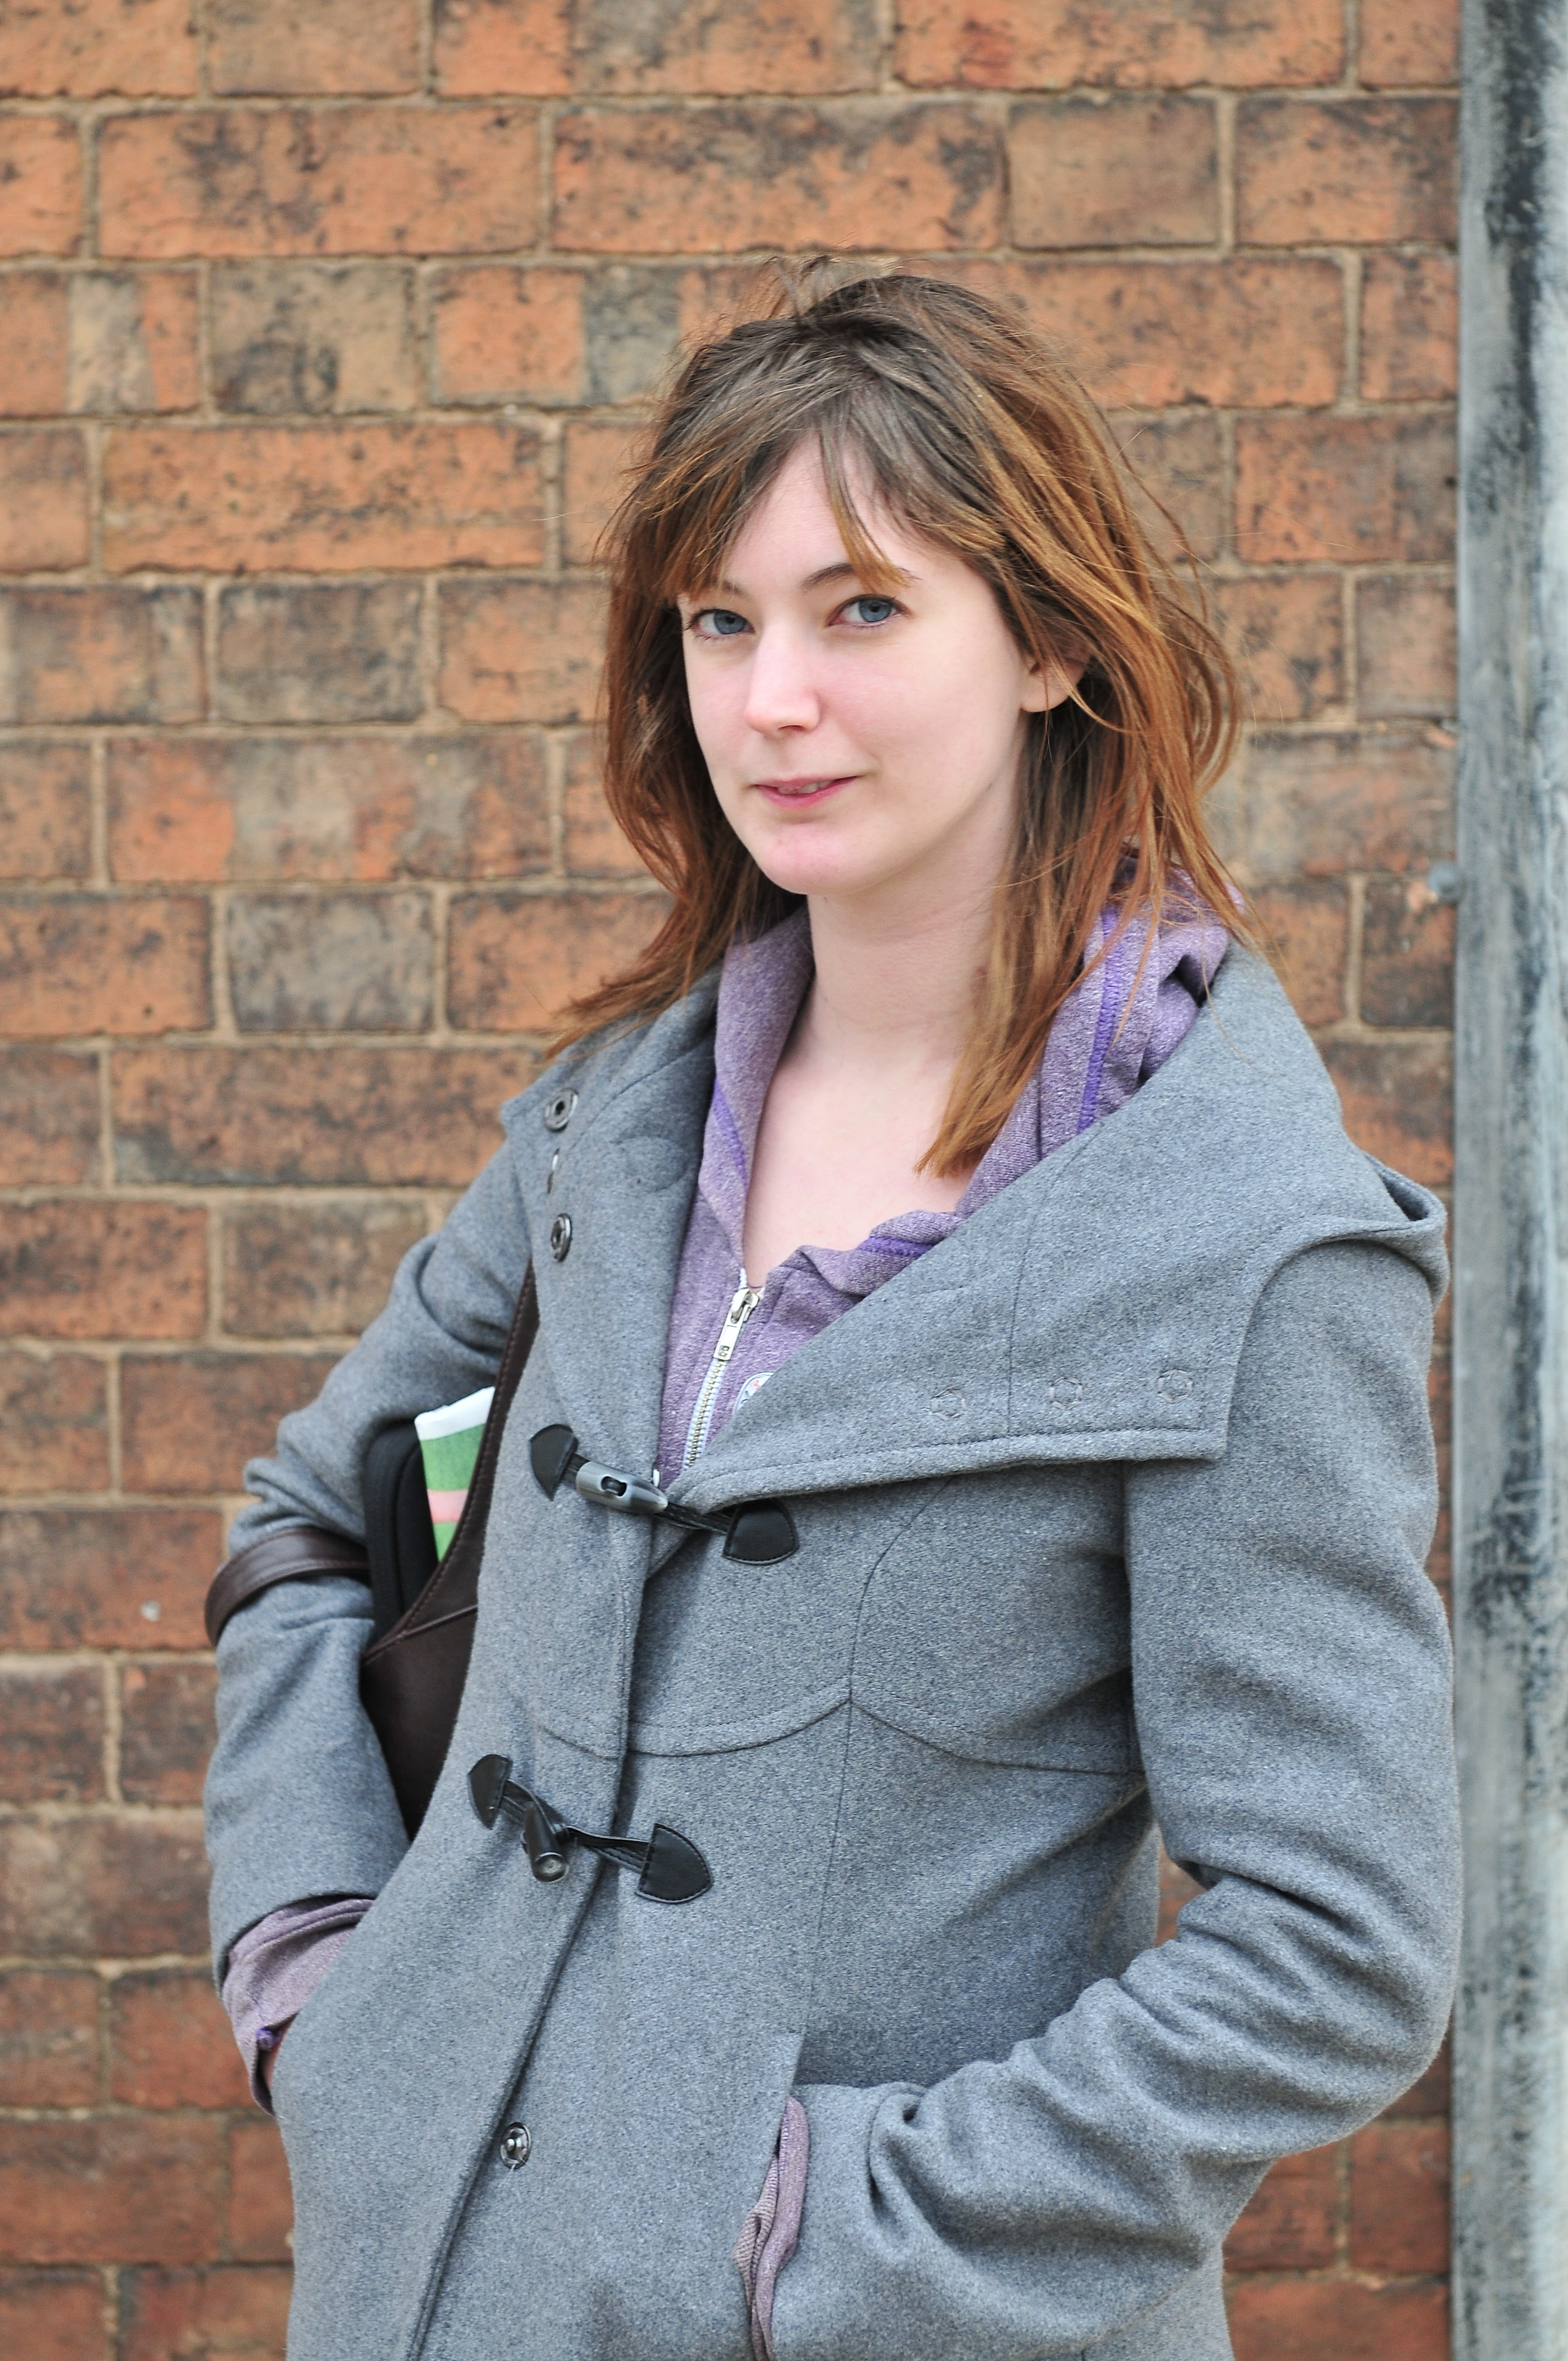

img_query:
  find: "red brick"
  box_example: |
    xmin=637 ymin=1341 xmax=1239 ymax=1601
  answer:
xmin=0 ymin=586 xmax=203 ymax=726
xmin=0 ymin=2118 xmax=222 ymax=2266
xmin=439 ymin=579 xmax=607 ymax=724
xmin=0 ymin=268 xmax=69 ymax=412
xmin=1214 ymin=575 xmax=1343 ymax=724
xmin=0 ymin=1203 xmax=207 ymax=1340
xmin=226 ymin=2119 xmax=293 ymax=2264
xmin=433 ymin=264 xmax=588 ymax=405
xmin=121 ymin=1353 xmax=335 ymax=1493
xmin=1358 ymin=577 xmax=1456 ymax=720
xmin=1237 ymin=728 xmax=1455 ymax=881
xmin=120 ymin=2266 xmax=291 ymax=2361
xmin=0 ymin=2 xmax=199 ymax=98
xmin=0 ymin=1051 xmax=100 ymax=1184
xmin=1224 ymin=2144 xmax=1338 ymax=2270
xmin=448 ymin=889 xmax=666 ymax=1030
xmin=1238 ymin=98 xmax=1457 ymax=245
xmin=0 ymin=1971 xmax=100 ymax=2107
xmin=0 ymin=1812 xmax=208 ymax=1960
xmin=211 ymin=0 xmax=421 ymax=94
xmin=0 ymin=742 xmax=91 ymax=878
xmin=215 ymin=582 xmax=424 ymax=725
xmin=0 ymin=895 xmax=210 ymax=1036
xmin=1010 ymin=96 xmax=1217 ymax=249
xmin=1362 ymin=874 xmax=1455 ymax=1028
xmin=553 ymin=104 xmax=1003 ymax=255
xmin=119 ymin=1661 xmax=219 ymax=1808
xmin=226 ymin=891 xmax=434 ymax=1033
xmin=221 ymin=1201 xmax=427 ymax=1339
xmin=562 ymin=417 xmax=640 ymax=567
xmin=1235 ymin=416 xmax=1456 ymax=564
xmin=1362 ymin=0 xmax=1460 ymax=86
xmin=0 ymin=1663 xmax=105 ymax=1803
xmin=67 ymin=268 xmax=202 ymax=414
xmin=0 ymin=2270 xmax=110 ymax=2361
xmin=0 ymin=428 xmax=88 ymax=568
xmin=0 ymin=116 xmax=81 ymax=257
xmin=110 ymin=734 xmax=550 ymax=885
xmin=102 ymin=421 xmax=543 ymax=572
xmin=1384 ymin=2032 xmax=1451 ymax=2117
xmin=98 ymin=105 xmax=537 ymax=261
xmin=1362 ymin=253 xmax=1457 ymax=403
xmin=1111 ymin=411 xmax=1226 ymax=564
xmin=435 ymin=0 xmax=880 ymax=95
xmin=1349 ymin=2116 xmax=1449 ymax=2271
xmin=564 ymin=735 xmax=644 ymax=878
xmin=0 ymin=1351 xmax=110 ymax=1492
xmin=895 ymin=0 xmax=1342 ymax=88
xmin=211 ymin=259 xmax=418 ymax=415
xmin=108 ymin=1971 xmax=248 ymax=2109
xmin=0 ymin=1508 xmax=217 ymax=1649
xmin=1229 ymin=2278 xmax=1447 ymax=2361
xmin=1323 ymin=1037 xmax=1452 ymax=1188
xmin=1246 ymin=882 xmax=1349 ymax=1027
xmin=113 ymin=1047 xmax=535 ymax=1186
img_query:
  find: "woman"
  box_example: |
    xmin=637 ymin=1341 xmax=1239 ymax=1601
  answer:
xmin=205 ymin=271 xmax=1458 ymax=2361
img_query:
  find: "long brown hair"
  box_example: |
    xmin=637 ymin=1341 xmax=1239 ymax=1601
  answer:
xmin=560 ymin=266 xmax=1243 ymax=1176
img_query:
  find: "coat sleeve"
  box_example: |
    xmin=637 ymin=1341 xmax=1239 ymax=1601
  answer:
xmin=771 ymin=1238 xmax=1459 ymax=2361
xmin=204 ymin=1140 xmax=533 ymax=1978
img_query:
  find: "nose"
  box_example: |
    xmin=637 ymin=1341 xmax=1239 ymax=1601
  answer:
xmin=741 ymin=624 xmax=821 ymax=737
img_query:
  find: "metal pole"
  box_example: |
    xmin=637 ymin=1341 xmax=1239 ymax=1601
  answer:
xmin=1454 ymin=0 xmax=1568 ymax=2351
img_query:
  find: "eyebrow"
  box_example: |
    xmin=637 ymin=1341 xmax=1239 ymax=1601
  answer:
xmin=693 ymin=559 xmax=916 ymax=602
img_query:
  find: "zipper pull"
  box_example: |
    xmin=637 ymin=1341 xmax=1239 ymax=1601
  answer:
xmin=712 ymin=1282 xmax=761 ymax=1364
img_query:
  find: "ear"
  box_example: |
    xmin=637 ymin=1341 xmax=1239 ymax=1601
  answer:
xmin=1021 ymin=650 xmax=1087 ymax=715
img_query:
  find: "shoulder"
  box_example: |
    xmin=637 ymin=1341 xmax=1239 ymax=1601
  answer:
xmin=496 ymin=966 xmax=722 ymax=1158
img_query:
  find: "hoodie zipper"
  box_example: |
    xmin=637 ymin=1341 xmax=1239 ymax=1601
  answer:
xmin=683 ymin=1279 xmax=762 ymax=1468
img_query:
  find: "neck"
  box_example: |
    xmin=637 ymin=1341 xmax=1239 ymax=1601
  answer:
xmin=798 ymin=869 xmax=994 ymax=1081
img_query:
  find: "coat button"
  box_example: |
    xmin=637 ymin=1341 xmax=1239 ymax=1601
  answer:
xmin=546 ymin=1149 xmax=560 ymax=1193
xmin=543 ymin=1089 xmax=578 ymax=1133
xmin=500 ymin=2122 xmax=531 ymax=2169
xmin=549 ymin=1214 xmax=573 ymax=1261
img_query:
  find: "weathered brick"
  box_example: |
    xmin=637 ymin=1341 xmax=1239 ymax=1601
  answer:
xmin=1362 ymin=0 xmax=1460 ymax=86
xmin=0 ymin=1508 xmax=217 ymax=1649
xmin=121 ymin=1352 xmax=336 ymax=1493
xmin=1110 ymin=411 xmax=1226 ymax=564
xmin=1349 ymin=2117 xmax=1449 ymax=2272
xmin=0 ymin=268 xmax=69 ymax=413
xmin=211 ymin=260 xmax=419 ymax=414
xmin=1385 ymin=2033 xmax=1451 ymax=2117
xmin=0 ymin=1351 xmax=110 ymax=1492
xmin=221 ymin=1200 xmax=427 ymax=1338
xmin=0 ymin=1972 xmax=99 ymax=2107
xmin=1224 ymin=2144 xmax=1338 ymax=2270
xmin=98 ymin=105 xmax=538 ymax=260
xmin=1214 ymin=575 xmax=1343 ymax=723
xmin=433 ymin=263 xmax=588 ymax=405
xmin=448 ymin=889 xmax=666 ymax=1030
xmin=227 ymin=891 xmax=434 ymax=1033
xmin=1010 ymin=96 xmax=1217 ymax=248
xmin=118 ymin=1662 xmax=219 ymax=1807
xmin=0 ymin=1 xmax=199 ymax=99
xmin=0 ymin=2117 xmax=222 ymax=2266
xmin=0 ymin=116 xmax=81 ymax=256
xmin=110 ymin=733 xmax=550 ymax=884
xmin=0 ymin=428 xmax=89 ymax=568
xmin=103 ymin=421 xmax=543 ymax=571
xmin=0 ymin=1663 xmax=105 ymax=1803
xmin=0 ymin=1203 xmax=207 ymax=1340
xmin=1362 ymin=253 xmax=1457 ymax=403
xmin=67 ymin=269 xmax=201 ymax=413
xmin=0 ymin=586 xmax=203 ymax=726
xmin=121 ymin=2266 xmax=291 ymax=2361
xmin=439 ymin=0 xmax=880 ymax=95
xmin=1229 ymin=2280 xmax=1448 ymax=2361
xmin=439 ymin=579 xmax=607 ymax=723
xmin=553 ymin=104 xmax=1003 ymax=254
xmin=0 ymin=742 xmax=91 ymax=878
xmin=108 ymin=1970 xmax=248 ymax=2108
xmin=896 ymin=0 xmax=1342 ymax=89
xmin=0 ymin=1051 xmax=100 ymax=1184
xmin=1362 ymin=874 xmax=1455 ymax=1028
xmin=211 ymin=0 xmax=421 ymax=94
xmin=1238 ymin=98 xmax=1456 ymax=245
xmin=1358 ymin=576 xmax=1456 ymax=719
xmin=215 ymin=581 xmax=424 ymax=724
xmin=1323 ymin=1037 xmax=1452 ymax=1188
xmin=0 ymin=2268 xmax=110 ymax=2361
xmin=226 ymin=2119 xmax=293 ymax=2264
xmin=1237 ymin=728 xmax=1454 ymax=882
xmin=1246 ymin=882 xmax=1349 ymax=1027
xmin=562 ymin=417 xmax=640 ymax=566
xmin=0 ymin=894 xmax=210 ymax=1036
xmin=564 ymin=734 xmax=644 ymax=878
xmin=114 ymin=1046 xmax=535 ymax=1185
xmin=0 ymin=1813 xmax=209 ymax=1959
xmin=1235 ymin=415 xmax=1456 ymax=564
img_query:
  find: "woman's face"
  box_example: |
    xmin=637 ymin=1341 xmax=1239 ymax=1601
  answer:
xmin=676 ymin=438 xmax=1079 ymax=916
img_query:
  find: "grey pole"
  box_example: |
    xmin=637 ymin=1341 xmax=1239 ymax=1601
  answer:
xmin=1454 ymin=0 xmax=1568 ymax=2351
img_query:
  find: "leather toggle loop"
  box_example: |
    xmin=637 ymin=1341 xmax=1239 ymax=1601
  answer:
xmin=528 ymin=1425 xmax=798 ymax=1565
xmin=469 ymin=1756 xmax=712 ymax=1904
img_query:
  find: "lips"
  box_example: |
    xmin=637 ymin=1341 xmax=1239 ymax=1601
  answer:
xmin=751 ymin=775 xmax=856 ymax=809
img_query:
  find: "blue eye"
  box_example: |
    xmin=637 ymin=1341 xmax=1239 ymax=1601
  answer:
xmin=844 ymin=596 xmax=899 ymax=625
xmin=693 ymin=608 xmax=749 ymax=638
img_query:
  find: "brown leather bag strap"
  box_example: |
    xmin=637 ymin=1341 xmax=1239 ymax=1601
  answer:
xmin=205 ymin=1526 xmax=370 ymax=1647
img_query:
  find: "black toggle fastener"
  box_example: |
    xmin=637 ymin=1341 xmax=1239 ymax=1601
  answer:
xmin=470 ymin=1756 xmax=712 ymax=1905
xmin=527 ymin=1424 xmax=797 ymax=1565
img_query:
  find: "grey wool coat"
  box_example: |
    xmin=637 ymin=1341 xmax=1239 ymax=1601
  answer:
xmin=205 ymin=948 xmax=1460 ymax=2361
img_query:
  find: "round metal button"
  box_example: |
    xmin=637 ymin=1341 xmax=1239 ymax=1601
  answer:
xmin=543 ymin=1089 xmax=578 ymax=1133
xmin=499 ymin=2121 xmax=531 ymax=2170
xmin=549 ymin=1214 xmax=573 ymax=1261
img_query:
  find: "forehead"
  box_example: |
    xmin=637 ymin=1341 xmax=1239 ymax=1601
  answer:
xmin=679 ymin=440 xmax=929 ymax=597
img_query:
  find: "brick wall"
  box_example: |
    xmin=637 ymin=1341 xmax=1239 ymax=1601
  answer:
xmin=0 ymin=3 xmax=1456 ymax=2353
